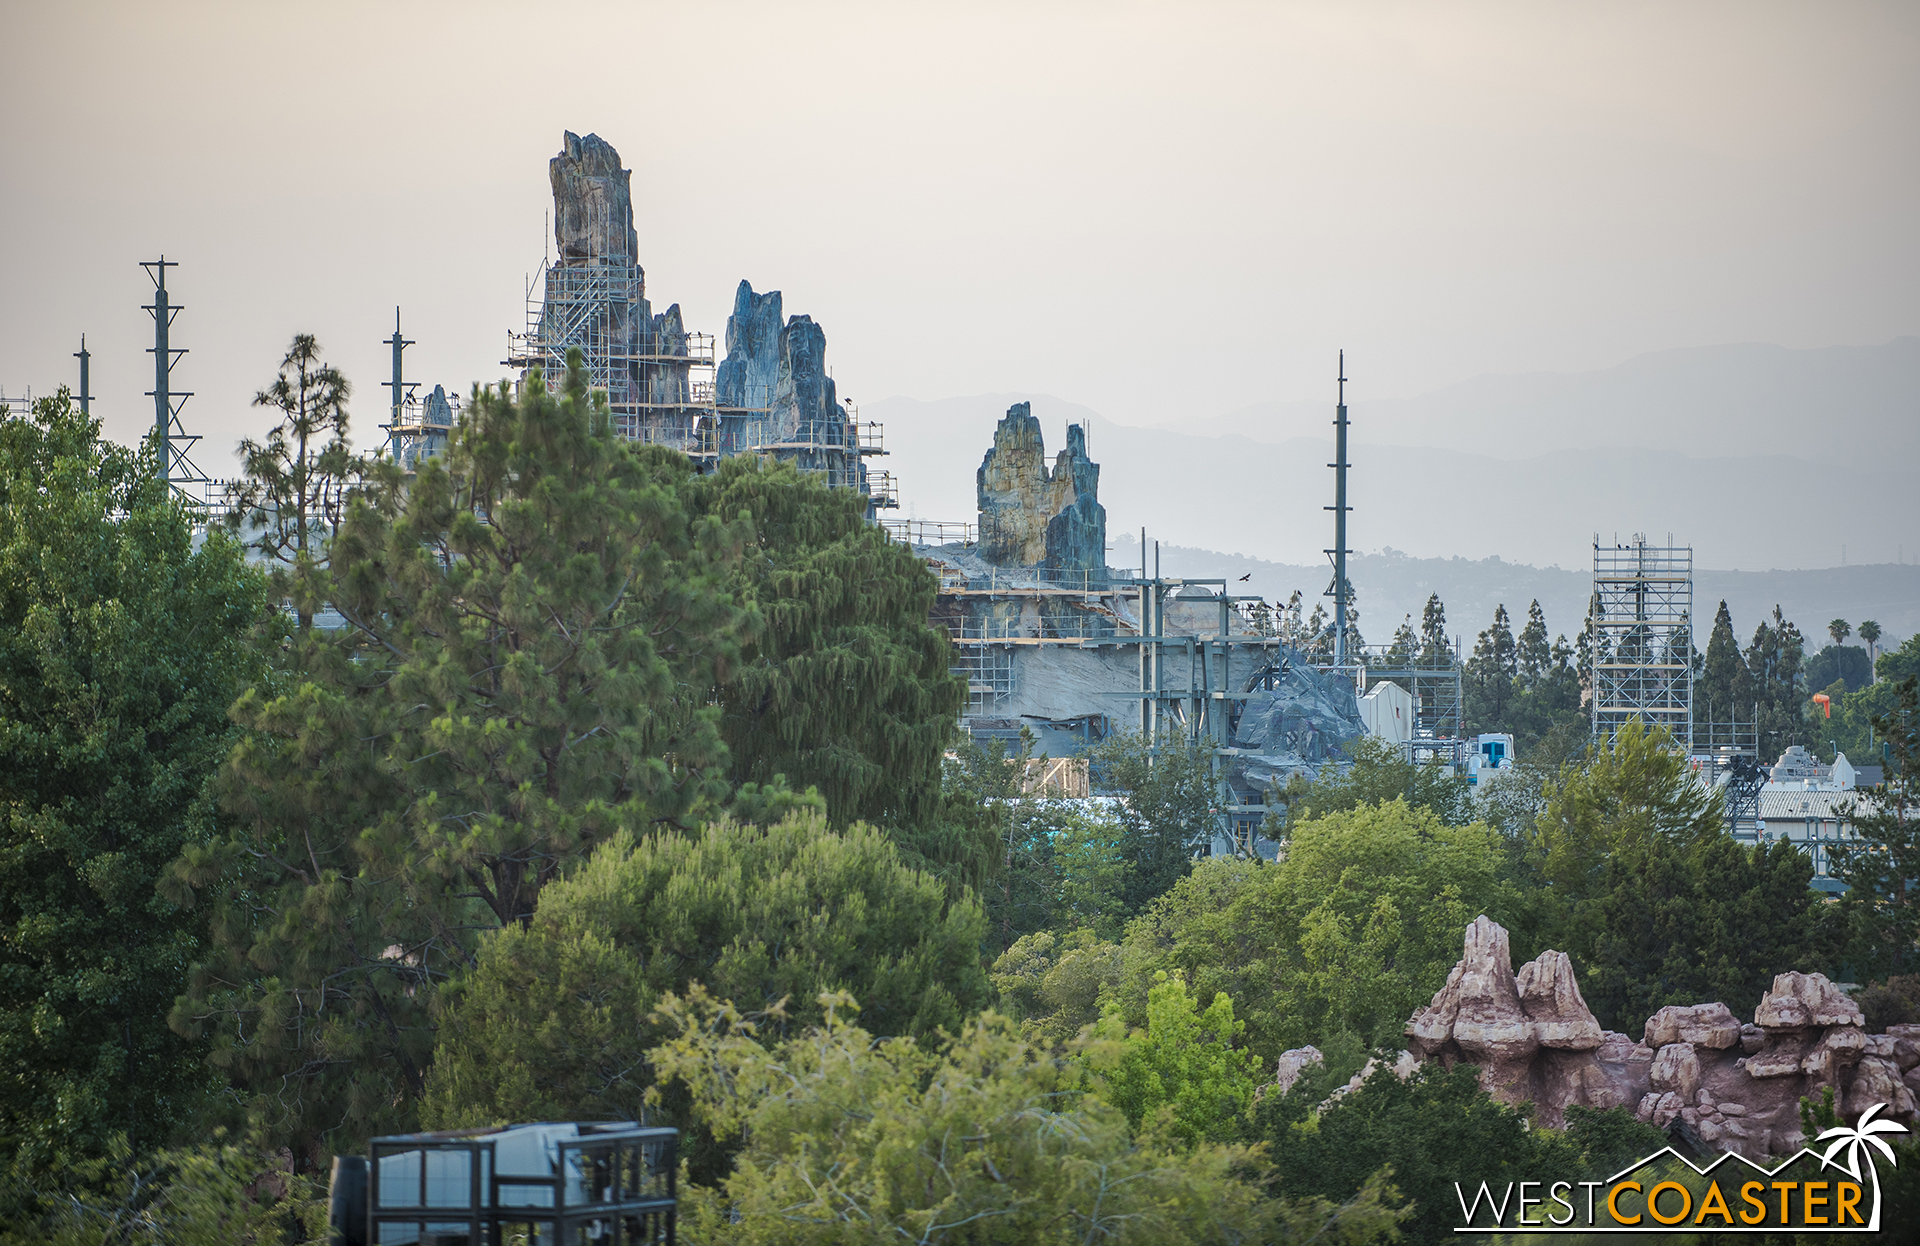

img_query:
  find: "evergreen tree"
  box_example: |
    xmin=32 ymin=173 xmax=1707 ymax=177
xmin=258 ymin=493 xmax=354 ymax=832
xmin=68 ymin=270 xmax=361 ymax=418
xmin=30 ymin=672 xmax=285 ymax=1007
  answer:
xmin=1830 ymin=618 xmax=1852 ymax=648
xmin=1527 ymin=719 xmax=1723 ymax=956
xmin=1465 ymin=604 xmax=1517 ymax=733
xmin=1696 ymin=600 xmax=1750 ymax=739
xmin=1255 ymin=1061 xmax=1658 ymax=1246
xmin=0 ymin=393 xmax=268 ymax=1195
xmin=1830 ymin=677 xmax=1920 ymax=979
xmin=681 ymin=455 xmax=963 ymax=828
xmin=1387 ymin=615 xmax=1418 ymax=666
xmin=421 ymin=813 xmax=990 ymax=1141
xmin=1745 ymin=606 xmax=1809 ymax=759
xmin=1420 ymin=592 xmax=1448 ymax=664
xmin=229 ymin=335 xmax=359 ymax=630
xmin=1580 ymin=832 xmax=1824 ymax=1030
xmin=1517 ymin=600 xmax=1552 ymax=686
xmin=166 ymin=355 xmax=754 ymax=1163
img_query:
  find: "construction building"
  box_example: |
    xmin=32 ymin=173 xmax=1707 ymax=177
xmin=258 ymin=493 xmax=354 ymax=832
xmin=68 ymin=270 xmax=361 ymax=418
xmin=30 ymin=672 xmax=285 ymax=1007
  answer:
xmin=484 ymin=132 xmax=892 ymax=509
xmin=896 ymin=401 xmax=1472 ymax=856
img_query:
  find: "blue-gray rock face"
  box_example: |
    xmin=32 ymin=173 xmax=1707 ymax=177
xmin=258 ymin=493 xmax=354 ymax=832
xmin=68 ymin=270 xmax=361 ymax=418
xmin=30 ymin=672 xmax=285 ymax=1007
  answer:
xmin=1225 ymin=647 xmax=1366 ymax=796
xmin=714 ymin=281 xmax=868 ymax=496
xmin=716 ymin=281 xmax=782 ymax=412
xmin=976 ymin=404 xmax=1106 ymax=572
xmin=423 ymin=384 xmax=454 ymax=427
xmin=550 ymin=131 xmax=638 ymax=263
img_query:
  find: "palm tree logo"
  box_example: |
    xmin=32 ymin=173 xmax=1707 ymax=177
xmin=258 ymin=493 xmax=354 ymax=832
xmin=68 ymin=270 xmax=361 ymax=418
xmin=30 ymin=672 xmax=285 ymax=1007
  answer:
xmin=1815 ymin=1102 xmax=1908 ymax=1227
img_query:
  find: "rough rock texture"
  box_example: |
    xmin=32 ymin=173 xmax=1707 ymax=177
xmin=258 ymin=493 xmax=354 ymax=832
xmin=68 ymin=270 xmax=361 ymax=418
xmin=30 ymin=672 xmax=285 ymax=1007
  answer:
xmin=1271 ymin=1046 xmax=1324 ymax=1097
xmin=975 ymin=404 xmax=1106 ymax=573
xmin=1518 ymin=951 xmax=1605 ymax=1049
xmin=1646 ymin=1003 xmax=1741 ymax=1050
xmin=712 ymin=280 xmax=870 ymax=497
xmin=1753 ymin=971 xmax=1864 ymax=1029
xmin=539 ymin=132 xmax=649 ymax=413
xmin=716 ymin=281 xmax=782 ymax=411
xmin=1229 ymin=655 xmax=1367 ymax=787
xmin=1398 ymin=918 xmax=1917 ymax=1155
xmin=550 ymin=130 xmax=638 ymax=262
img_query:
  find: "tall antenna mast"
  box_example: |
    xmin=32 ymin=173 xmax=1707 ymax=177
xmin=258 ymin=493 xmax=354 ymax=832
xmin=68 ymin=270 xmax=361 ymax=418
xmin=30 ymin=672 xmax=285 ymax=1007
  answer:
xmin=382 ymin=306 xmax=417 ymax=460
xmin=141 ymin=257 xmax=206 ymax=495
xmin=1325 ymin=351 xmax=1351 ymax=667
xmin=73 ymin=335 xmax=92 ymax=414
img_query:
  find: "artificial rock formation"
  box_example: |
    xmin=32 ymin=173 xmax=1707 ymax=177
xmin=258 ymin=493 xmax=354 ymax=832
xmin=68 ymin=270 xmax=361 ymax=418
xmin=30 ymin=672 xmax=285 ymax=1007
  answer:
xmin=1398 ymin=916 xmax=1920 ymax=1158
xmin=975 ymin=405 xmax=1106 ymax=573
xmin=551 ymin=130 xmax=638 ymax=263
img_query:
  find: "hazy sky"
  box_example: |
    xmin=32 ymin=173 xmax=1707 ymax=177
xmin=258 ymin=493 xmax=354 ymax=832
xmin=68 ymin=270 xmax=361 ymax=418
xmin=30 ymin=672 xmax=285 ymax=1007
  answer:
xmin=3 ymin=2 xmax=1916 ymax=499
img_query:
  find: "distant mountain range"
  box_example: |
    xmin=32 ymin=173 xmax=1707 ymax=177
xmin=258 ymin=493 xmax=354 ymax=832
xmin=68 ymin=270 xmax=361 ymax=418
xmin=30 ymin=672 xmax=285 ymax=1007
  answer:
xmin=867 ymin=337 xmax=1920 ymax=608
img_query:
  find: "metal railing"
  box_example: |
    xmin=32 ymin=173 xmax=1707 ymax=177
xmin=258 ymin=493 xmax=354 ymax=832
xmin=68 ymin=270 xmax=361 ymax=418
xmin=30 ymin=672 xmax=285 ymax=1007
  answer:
xmin=884 ymin=518 xmax=977 ymax=546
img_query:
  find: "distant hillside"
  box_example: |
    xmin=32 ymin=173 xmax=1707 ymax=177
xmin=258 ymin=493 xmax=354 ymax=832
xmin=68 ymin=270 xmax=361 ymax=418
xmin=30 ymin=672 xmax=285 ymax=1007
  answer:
xmin=872 ymin=391 xmax=1918 ymax=572
xmin=1107 ymin=535 xmax=1920 ymax=653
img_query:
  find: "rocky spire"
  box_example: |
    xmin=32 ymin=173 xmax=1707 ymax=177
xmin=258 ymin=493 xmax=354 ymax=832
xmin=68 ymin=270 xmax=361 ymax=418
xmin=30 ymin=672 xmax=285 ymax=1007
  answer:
xmin=976 ymin=405 xmax=1106 ymax=572
xmin=549 ymin=131 xmax=639 ymax=265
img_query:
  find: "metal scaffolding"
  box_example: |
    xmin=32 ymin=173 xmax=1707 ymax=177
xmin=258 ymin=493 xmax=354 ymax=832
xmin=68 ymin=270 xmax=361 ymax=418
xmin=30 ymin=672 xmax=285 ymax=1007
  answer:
xmin=501 ymin=197 xmax=890 ymax=511
xmin=1590 ymin=534 xmax=1694 ymax=742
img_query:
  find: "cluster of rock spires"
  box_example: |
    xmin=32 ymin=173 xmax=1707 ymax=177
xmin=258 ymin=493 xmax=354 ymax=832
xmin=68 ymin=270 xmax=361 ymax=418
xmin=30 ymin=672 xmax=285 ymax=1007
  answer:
xmin=536 ymin=132 xmax=868 ymax=493
xmin=976 ymin=404 xmax=1106 ymax=573
xmin=1271 ymin=915 xmax=1918 ymax=1160
xmin=923 ymin=403 xmax=1364 ymax=796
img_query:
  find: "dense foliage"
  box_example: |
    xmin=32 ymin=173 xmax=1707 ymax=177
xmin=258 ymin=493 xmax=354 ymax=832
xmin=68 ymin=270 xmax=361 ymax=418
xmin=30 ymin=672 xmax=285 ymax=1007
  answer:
xmin=1830 ymin=676 xmax=1920 ymax=980
xmin=1254 ymin=1063 xmax=1663 ymax=1246
xmin=166 ymin=356 xmax=755 ymax=1161
xmin=0 ymin=393 xmax=268 ymax=1200
xmin=3 ymin=331 xmax=1890 ymax=1240
xmin=650 ymin=988 xmax=1406 ymax=1245
xmin=422 ymin=811 xmax=991 ymax=1134
xmin=684 ymin=455 xmax=964 ymax=827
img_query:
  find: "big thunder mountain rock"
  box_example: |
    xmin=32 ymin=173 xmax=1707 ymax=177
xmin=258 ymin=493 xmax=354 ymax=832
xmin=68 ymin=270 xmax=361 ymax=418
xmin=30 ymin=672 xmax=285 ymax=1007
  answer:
xmin=1392 ymin=916 xmax=1920 ymax=1157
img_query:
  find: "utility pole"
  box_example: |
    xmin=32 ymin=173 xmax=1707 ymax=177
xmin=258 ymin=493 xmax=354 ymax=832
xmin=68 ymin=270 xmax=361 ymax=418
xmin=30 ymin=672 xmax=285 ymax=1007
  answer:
xmin=382 ymin=307 xmax=416 ymax=461
xmin=73 ymin=335 xmax=92 ymax=413
xmin=141 ymin=257 xmax=204 ymax=494
xmin=1326 ymin=351 xmax=1351 ymax=667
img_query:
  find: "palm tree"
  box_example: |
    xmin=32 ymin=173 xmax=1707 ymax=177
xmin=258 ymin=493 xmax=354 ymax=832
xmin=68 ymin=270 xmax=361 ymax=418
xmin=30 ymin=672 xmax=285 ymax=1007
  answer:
xmin=1861 ymin=620 xmax=1883 ymax=678
xmin=1816 ymin=1102 xmax=1908 ymax=1226
xmin=1830 ymin=618 xmax=1852 ymax=648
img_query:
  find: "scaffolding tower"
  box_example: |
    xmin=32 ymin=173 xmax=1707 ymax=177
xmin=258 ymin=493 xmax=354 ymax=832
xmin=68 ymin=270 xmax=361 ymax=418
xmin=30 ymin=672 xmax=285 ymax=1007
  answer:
xmin=1590 ymin=534 xmax=1694 ymax=743
xmin=501 ymin=204 xmax=892 ymax=512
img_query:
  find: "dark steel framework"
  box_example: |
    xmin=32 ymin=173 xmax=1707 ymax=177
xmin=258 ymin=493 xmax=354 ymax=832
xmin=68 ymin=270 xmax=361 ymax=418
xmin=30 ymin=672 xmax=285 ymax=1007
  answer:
xmin=141 ymin=257 xmax=208 ymax=497
xmin=1324 ymin=352 xmax=1352 ymax=668
xmin=366 ymin=1123 xmax=677 ymax=1246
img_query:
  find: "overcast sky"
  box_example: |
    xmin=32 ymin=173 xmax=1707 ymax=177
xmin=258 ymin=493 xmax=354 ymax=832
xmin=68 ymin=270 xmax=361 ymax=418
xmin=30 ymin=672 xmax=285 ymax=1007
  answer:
xmin=3 ymin=2 xmax=1916 ymax=513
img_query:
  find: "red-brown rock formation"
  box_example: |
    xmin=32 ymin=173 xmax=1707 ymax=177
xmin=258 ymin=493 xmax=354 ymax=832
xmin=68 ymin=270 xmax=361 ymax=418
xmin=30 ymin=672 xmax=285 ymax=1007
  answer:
xmin=1396 ymin=916 xmax=1918 ymax=1157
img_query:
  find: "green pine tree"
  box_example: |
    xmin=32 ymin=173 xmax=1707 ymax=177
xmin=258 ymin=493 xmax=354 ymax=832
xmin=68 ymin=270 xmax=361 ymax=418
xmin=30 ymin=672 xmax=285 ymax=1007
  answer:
xmin=165 ymin=354 xmax=754 ymax=1163
xmin=1830 ymin=677 xmax=1920 ymax=979
xmin=681 ymin=454 xmax=964 ymax=828
xmin=1517 ymin=600 xmax=1552 ymax=687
